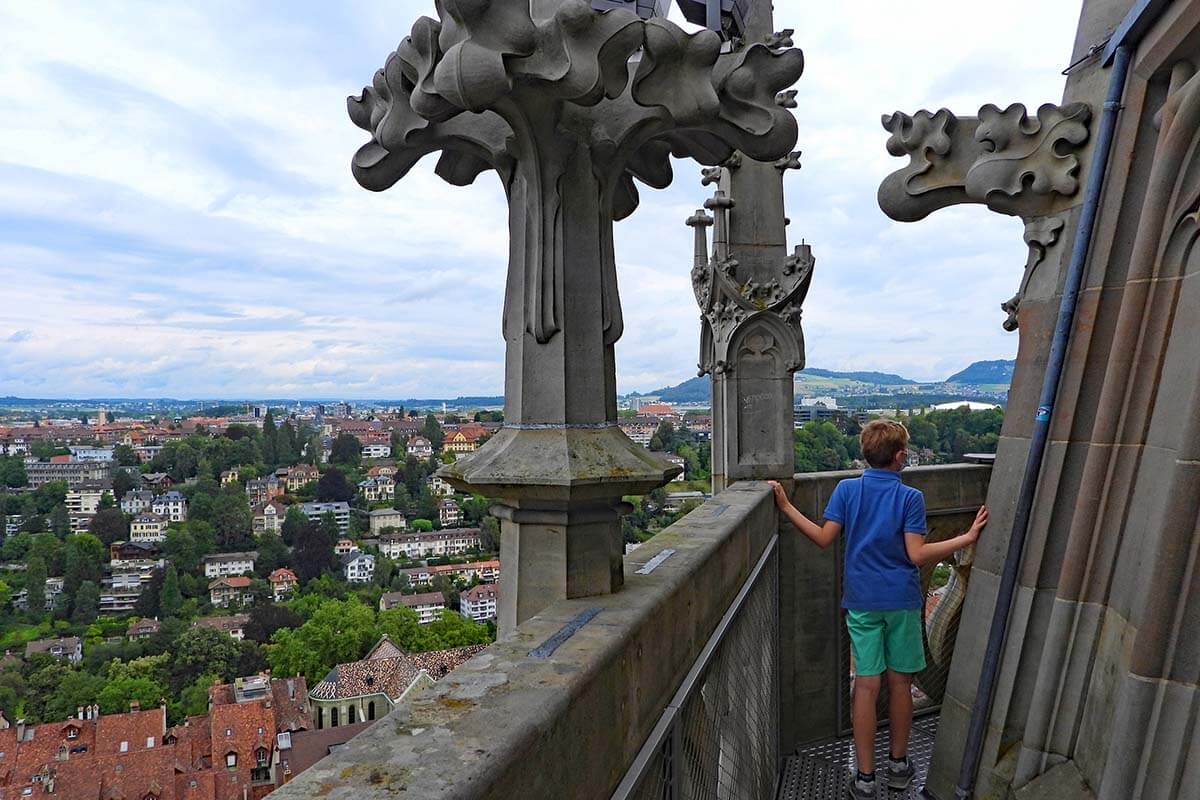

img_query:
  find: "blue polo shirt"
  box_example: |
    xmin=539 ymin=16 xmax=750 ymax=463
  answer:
xmin=823 ymin=469 xmax=927 ymax=610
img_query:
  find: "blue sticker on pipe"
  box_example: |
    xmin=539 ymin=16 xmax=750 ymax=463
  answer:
xmin=1035 ymin=405 xmax=1052 ymax=422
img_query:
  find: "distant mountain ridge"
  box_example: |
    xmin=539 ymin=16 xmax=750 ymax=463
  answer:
xmin=635 ymin=359 xmax=1016 ymax=403
xmin=943 ymin=360 xmax=1015 ymax=384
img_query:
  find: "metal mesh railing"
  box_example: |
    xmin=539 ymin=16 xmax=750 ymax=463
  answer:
xmin=614 ymin=536 xmax=779 ymax=800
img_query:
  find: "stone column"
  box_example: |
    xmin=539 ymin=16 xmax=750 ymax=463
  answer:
xmin=687 ymin=1 xmax=809 ymax=493
xmin=348 ymin=0 xmax=804 ymax=635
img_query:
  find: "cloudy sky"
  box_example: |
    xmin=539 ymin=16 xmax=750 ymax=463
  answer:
xmin=0 ymin=1 xmax=1084 ymax=400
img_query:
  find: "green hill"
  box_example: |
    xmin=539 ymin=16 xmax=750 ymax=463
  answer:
xmin=944 ymin=360 xmax=1015 ymax=385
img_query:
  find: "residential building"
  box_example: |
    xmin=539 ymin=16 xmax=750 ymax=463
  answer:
xmin=401 ymin=560 xmax=500 ymax=586
xmin=367 ymin=508 xmax=407 ymax=535
xmin=651 ymin=451 xmax=687 ymax=478
xmin=12 ymin=577 xmax=65 ymax=612
xmin=406 ymin=436 xmax=433 ymax=458
xmin=139 ymin=472 xmax=172 ymax=491
xmin=120 ymin=489 xmax=154 ymax=515
xmin=194 ymin=613 xmax=252 ymax=640
xmin=308 ymin=635 xmax=485 ymax=730
xmin=334 ymin=538 xmax=357 ymax=556
xmin=366 ymin=464 xmax=398 ymax=478
xmin=253 ymin=499 xmax=289 ymax=535
xmin=23 ymin=458 xmax=112 ymax=489
xmin=285 ymin=464 xmax=321 ymax=492
xmin=108 ymin=540 xmax=159 ymax=563
xmin=129 ymin=511 xmax=167 ymax=543
xmin=378 ymin=528 xmax=482 ymax=560
xmin=68 ymin=512 xmax=92 ymax=533
xmin=151 ymin=490 xmax=187 ymax=522
xmin=269 ymin=568 xmax=299 ymax=601
xmin=300 ymin=501 xmax=351 ymax=535
xmin=127 ymin=618 xmax=161 ymax=639
xmin=65 ymin=486 xmax=105 ymax=516
xmin=438 ymin=498 xmax=461 ymax=527
xmin=100 ymin=571 xmax=147 ymax=614
xmin=68 ymin=446 xmax=114 ymax=462
xmin=209 ymin=576 xmax=254 ymax=608
xmin=342 ymin=552 xmax=375 ymax=584
xmin=459 ymin=583 xmax=499 ymax=622
xmin=361 ymin=443 xmax=391 ymax=459
xmin=0 ymin=674 xmax=316 ymax=800
xmin=379 ymin=591 xmax=446 ymax=625
xmin=358 ymin=475 xmax=395 ymax=503
xmin=203 ymin=551 xmax=259 ymax=578
xmin=25 ymin=636 xmax=82 ymax=663
xmin=247 ymin=475 xmax=285 ymax=506
xmin=426 ymin=474 xmax=455 ymax=497
xmin=443 ymin=426 xmax=485 ymax=454
xmin=221 ymin=467 xmax=241 ymax=485
xmin=618 ymin=419 xmax=658 ymax=447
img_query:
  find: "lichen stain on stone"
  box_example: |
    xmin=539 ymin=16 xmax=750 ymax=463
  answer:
xmin=438 ymin=696 xmax=476 ymax=710
xmin=316 ymin=783 xmax=333 ymax=796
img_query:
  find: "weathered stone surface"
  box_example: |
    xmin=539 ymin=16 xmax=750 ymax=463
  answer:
xmin=271 ymin=483 xmax=777 ymax=800
xmin=348 ymin=0 xmax=804 ymax=630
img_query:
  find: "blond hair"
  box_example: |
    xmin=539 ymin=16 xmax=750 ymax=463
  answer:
xmin=860 ymin=419 xmax=909 ymax=468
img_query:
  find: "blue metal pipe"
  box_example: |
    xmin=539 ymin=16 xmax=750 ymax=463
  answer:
xmin=950 ymin=42 xmax=1134 ymax=800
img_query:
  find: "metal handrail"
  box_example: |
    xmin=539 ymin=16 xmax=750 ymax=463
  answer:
xmin=611 ymin=533 xmax=779 ymax=800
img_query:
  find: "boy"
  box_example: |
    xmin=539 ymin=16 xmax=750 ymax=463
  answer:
xmin=769 ymin=419 xmax=987 ymax=798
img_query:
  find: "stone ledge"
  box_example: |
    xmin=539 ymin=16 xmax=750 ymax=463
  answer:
xmin=272 ymin=482 xmax=776 ymax=800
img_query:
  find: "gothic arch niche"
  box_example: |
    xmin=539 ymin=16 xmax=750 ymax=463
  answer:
xmin=728 ymin=315 xmax=800 ymax=470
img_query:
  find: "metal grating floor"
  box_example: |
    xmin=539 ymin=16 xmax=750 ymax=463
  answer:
xmin=777 ymin=715 xmax=938 ymax=799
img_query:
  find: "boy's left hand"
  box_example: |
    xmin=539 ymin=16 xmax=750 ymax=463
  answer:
xmin=966 ymin=505 xmax=988 ymax=542
xmin=766 ymin=480 xmax=789 ymax=509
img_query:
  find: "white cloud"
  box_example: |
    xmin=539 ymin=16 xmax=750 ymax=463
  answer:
xmin=0 ymin=0 xmax=1083 ymax=397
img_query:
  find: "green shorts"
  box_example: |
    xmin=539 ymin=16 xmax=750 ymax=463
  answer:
xmin=846 ymin=608 xmax=926 ymax=676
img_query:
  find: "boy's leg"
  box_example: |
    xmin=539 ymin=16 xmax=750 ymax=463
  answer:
xmin=881 ymin=609 xmax=926 ymax=789
xmin=845 ymin=610 xmax=886 ymax=777
xmin=886 ymin=670 xmax=913 ymax=757
xmin=852 ymin=674 xmax=881 ymax=774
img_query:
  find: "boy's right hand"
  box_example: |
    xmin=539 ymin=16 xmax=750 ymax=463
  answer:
xmin=766 ymin=480 xmax=789 ymax=509
xmin=966 ymin=505 xmax=988 ymax=542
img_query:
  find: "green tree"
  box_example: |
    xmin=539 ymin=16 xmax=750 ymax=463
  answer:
xmin=330 ymin=433 xmax=361 ymax=468
xmin=243 ymin=604 xmax=302 ymax=644
xmin=0 ymin=456 xmax=27 ymax=488
xmin=98 ymin=491 xmax=116 ymax=510
xmin=89 ymin=507 xmax=128 ymax=545
xmin=292 ymin=520 xmax=336 ymax=582
xmin=49 ymin=504 xmax=69 ymax=538
xmin=63 ymin=534 xmax=104 ymax=597
xmin=97 ymin=676 xmax=167 ymax=715
xmin=71 ymin=580 xmax=100 ymax=624
xmin=278 ymin=421 xmax=299 ymax=466
xmin=211 ymin=489 xmax=253 ymax=550
xmin=411 ymin=518 xmax=434 ymax=532
xmin=255 ymin=532 xmax=290 ymax=577
xmin=170 ymin=627 xmax=241 ymax=691
xmin=160 ymin=566 xmax=183 ymax=618
xmin=113 ymin=444 xmax=140 ymax=467
xmin=25 ymin=555 xmax=47 ymax=617
xmin=316 ymin=467 xmax=353 ymax=503
xmin=267 ymin=597 xmax=379 ymax=683
xmin=173 ymin=672 xmax=218 ymax=721
xmin=262 ymin=410 xmax=279 ymax=467
xmin=280 ymin=506 xmax=308 ymax=546
xmin=423 ymin=414 xmax=445 ymax=450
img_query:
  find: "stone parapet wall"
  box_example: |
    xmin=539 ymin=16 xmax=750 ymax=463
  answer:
xmin=271 ymin=482 xmax=777 ymax=800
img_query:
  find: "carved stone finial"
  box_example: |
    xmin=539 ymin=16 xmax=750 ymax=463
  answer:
xmin=878 ymin=102 xmax=1091 ymax=329
xmin=776 ymin=89 xmax=798 ymax=109
xmin=764 ymin=29 xmax=794 ymax=49
xmin=349 ymin=0 xmax=805 ymax=632
xmin=775 ymin=150 xmax=802 ymax=171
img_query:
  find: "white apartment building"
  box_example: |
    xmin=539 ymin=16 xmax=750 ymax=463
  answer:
xmin=361 ymin=443 xmax=392 ymax=459
xmin=151 ymin=491 xmax=187 ymax=522
xmin=300 ymin=501 xmax=351 ymax=535
xmin=380 ymin=591 xmax=445 ymax=624
xmin=202 ymin=551 xmax=258 ymax=578
xmin=460 ymin=584 xmax=499 ymax=622
xmin=65 ymin=488 xmax=105 ymax=516
xmin=342 ymin=551 xmax=375 ymax=584
xmin=378 ymin=528 xmax=482 ymax=560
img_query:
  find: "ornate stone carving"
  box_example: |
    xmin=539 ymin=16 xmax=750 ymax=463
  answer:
xmin=690 ymin=182 xmax=812 ymax=378
xmin=349 ymin=0 xmax=805 ymax=631
xmin=1002 ymin=215 xmax=1066 ymax=331
xmin=878 ymin=102 xmax=1091 ymax=328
